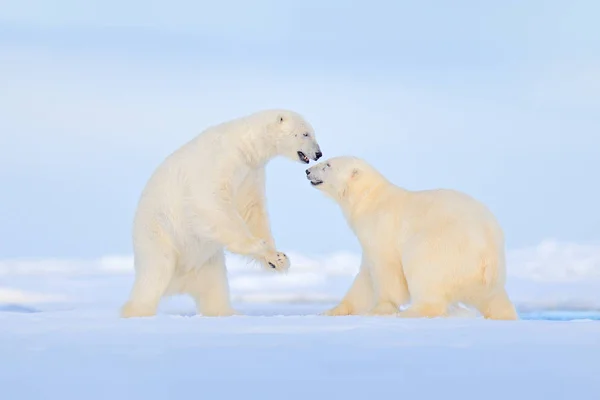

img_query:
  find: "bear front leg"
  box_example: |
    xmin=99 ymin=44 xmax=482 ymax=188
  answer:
xmin=187 ymin=203 xmax=289 ymax=272
xmin=235 ymin=168 xmax=275 ymax=244
xmin=235 ymin=168 xmax=288 ymax=271
xmin=212 ymin=215 xmax=289 ymax=272
xmin=364 ymin=249 xmax=410 ymax=316
xmin=322 ymin=256 xmax=375 ymax=316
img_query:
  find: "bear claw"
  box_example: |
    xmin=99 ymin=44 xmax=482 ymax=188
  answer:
xmin=263 ymin=251 xmax=290 ymax=272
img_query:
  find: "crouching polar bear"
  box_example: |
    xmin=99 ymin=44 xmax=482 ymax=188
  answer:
xmin=306 ymin=156 xmax=518 ymax=320
xmin=121 ymin=109 xmax=322 ymax=318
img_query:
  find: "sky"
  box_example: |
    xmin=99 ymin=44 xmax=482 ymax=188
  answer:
xmin=0 ymin=0 xmax=599 ymax=259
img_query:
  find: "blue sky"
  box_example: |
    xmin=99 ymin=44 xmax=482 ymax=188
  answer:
xmin=1 ymin=1 xmax=599 ymax=259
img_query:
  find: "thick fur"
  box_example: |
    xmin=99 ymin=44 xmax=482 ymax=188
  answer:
xmin=121 ymin=109 xmax=322 ymax=318
xmin=306 ymin=156 xmax=518 ymax=320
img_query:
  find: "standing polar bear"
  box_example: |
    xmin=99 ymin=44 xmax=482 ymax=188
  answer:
xmin=306 ymin=156 xmax=518 ymax=320
xmin=122 ymin=109 xmax=322 ymax=318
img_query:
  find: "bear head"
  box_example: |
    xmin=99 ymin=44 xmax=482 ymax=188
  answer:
xmin=270 ymin=110 xmax=322 ymax=164
xmin=305 ymin=156 xmax=367 ymax=200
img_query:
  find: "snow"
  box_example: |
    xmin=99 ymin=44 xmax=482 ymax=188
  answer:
xmin=2 ymin=306 xmax=600 ymax=400
xmin=1 ymin=240 xmax=600 ymax=399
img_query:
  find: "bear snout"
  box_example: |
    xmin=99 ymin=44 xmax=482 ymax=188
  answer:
xmin=315 ymin=151 xmax=323 ymax=160
xmin=306 ymin=169 xmax=311 ymax=176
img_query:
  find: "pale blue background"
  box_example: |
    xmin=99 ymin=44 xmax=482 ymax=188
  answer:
xmin=1 ymin=0 xmax=598 ymax=258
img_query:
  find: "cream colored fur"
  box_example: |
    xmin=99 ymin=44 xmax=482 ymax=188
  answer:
xmin=306 ymin=156 xmax=518 ymax=320
xmin=121 ymin=109 xmax=322 ymax=318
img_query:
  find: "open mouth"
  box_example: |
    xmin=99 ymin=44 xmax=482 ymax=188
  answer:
xmin=297 ymin=151 xmax=310 ymax=164
xmin=310 ymin=180 xmax=323 ymax=186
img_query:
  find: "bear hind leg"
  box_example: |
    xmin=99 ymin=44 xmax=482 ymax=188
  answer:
xmin=121 ymin=248 xmax=177 ymax=318
xmin=474 ymin=289 xmax=519 ymax=320
xmin=183 ymin=250 xmax=239 ymax=317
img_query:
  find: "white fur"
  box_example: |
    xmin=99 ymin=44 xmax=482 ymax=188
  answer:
xmin=121 ymin=109 xmax=322 ymax=318
xmin=306 ymin=156 xmax=518 ymax=320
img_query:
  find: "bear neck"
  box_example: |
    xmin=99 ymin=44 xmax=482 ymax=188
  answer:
xmin=236 ymin=128 xmax=279 ymax=168
xmin=340 ymin=177 xmax=387 ymax=212
xmin=339 ymin=174 xmax=406 ymax=220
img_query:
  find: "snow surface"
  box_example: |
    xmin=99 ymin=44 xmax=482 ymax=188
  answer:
xmin=2 ymin=240 xmax=600 ymax=400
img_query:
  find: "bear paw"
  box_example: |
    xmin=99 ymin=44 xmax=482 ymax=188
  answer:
xmin=367 ymin=302 xmax=399 ymax=316
xmin=263 ymin=251 xmax=290 ymax=273
xmin=120 ymin=302 xmax=157 ymax=318
xmin=321 ymin=302 xmax=352 ymax=316
xmin=201 ymin=307 xmax=242 ymax=317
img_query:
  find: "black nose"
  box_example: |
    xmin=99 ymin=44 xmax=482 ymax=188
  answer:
xmin=315 ymin=151 xmax=323 ymax=160
xmin=305 ymin=169 xmax=311 ymax=175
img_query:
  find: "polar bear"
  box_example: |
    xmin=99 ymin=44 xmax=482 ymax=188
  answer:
xmin=306 ymin=156 xmax=518 ymax=320
xmin=121 ymin=109 xmax=322 ymax=318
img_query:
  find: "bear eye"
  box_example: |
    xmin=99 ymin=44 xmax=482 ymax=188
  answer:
xmin=303 ymin=132 xmax=309 ymax=137
xmin=326 ymin=163 xmax=330 ymax=167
